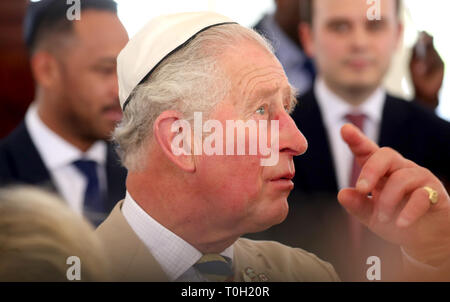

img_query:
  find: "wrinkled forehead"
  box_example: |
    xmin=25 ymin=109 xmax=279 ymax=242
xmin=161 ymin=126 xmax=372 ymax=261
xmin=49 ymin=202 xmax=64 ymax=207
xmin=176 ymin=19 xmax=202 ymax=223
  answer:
xmin=219 ymin=42 xmax=290 ymax=106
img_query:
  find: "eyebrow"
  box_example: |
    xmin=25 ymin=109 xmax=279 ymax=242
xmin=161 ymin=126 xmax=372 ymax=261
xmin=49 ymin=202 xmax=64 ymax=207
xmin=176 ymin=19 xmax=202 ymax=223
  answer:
xmin=288 ymin=84 xmax=298 ymax=114
xmin=366 ymin=18 xmax=388 ymax=25
xmin=245 ymin=84 xmax=298 ymax=113
xmin=326 ymin=18 xmax=351 ymax=26
xmin=326 ymin=16 xmax=389 ymax=26
xmin=93 ymin=57 xmax=117 ymax=65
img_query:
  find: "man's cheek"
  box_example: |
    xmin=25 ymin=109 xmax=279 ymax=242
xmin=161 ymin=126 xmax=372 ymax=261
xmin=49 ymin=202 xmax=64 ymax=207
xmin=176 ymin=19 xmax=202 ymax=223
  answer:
xmin=220 ymin=158 xmax=261 ymax=187
xmin=222 ymin=178 xmax=262 ymax=211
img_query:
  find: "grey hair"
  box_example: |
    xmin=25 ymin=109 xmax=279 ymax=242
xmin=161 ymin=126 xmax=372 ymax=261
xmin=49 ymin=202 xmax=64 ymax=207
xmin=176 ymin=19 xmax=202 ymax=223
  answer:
xmin=113 ymin=23 xmax=275 ymax=171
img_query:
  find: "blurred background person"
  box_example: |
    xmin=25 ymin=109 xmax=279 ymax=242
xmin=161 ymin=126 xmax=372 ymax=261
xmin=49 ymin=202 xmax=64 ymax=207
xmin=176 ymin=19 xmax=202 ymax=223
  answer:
xmin=295 ymin=0 xmax=450 ymax=194
xmin=248 ymin=0 xmax=450 ymax=281
xmin=409 ymin=31 xmax=445 ymax=110
xmin=253 ymin=0 xmax=316 ymax=95
xmin=293 ymin=0 xmax=450 ymax=281
xmin=252 ymin=0 xmax=446 ymax=113
xmin=0 ymin=186 xmax=109 ymax=281
xmin=0 ymin=0 xmax=128 ymax=226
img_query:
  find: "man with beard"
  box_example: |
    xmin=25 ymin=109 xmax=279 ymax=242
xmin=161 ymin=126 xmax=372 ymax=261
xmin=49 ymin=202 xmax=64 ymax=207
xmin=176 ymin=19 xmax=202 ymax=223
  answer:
xmin=0 ymin=0 xmax=129 ymax=226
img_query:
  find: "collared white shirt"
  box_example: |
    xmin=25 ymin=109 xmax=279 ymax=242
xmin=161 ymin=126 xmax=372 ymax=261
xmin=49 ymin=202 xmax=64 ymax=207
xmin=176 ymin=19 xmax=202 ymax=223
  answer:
xmin=25 ymin=103 xmax=107 ymax=215
xmin=257 ymin=14 xmax=313 ymax=95
xmin=122 ymin=191 xmax=234 ymax=281
xmin=315 ymin=78 xmax=386 ymax=189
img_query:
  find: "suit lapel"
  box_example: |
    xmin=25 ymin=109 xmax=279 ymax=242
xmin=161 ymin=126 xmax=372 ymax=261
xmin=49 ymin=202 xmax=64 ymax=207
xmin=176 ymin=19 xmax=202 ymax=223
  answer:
xmin=96 ymin=201 xmax=169 ymax=281
xmin=5 ymin=122 xmax=57 ymax=192
xmin=232 ymin=239 xmax=270 ymax=282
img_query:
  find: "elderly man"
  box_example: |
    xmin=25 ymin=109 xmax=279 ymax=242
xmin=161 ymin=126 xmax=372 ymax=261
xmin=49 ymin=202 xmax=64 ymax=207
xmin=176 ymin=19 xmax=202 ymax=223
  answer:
xmin=97 ymin=12 xmax=450 ymax=282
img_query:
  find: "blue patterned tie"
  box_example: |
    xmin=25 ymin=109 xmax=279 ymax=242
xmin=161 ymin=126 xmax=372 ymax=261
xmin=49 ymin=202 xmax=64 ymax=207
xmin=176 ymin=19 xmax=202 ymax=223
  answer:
xmin=194 ymin=254 xmax=234 ymax=282
xmin=73 ymin=159 xmax=105 ymax=226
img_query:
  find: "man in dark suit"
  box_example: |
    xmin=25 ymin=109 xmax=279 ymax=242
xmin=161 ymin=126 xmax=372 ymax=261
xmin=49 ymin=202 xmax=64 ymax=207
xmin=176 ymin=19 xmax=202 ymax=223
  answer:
xmin=0 ymin=0 xmax=129 ymax=226
xmin=248 ymin=0 xmax=450 ymax=281
xmin=294 ymin=0 xmax=450 ymax=194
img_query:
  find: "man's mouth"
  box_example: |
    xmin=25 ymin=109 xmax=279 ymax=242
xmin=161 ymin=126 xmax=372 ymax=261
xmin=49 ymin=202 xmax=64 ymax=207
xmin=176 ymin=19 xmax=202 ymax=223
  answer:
xmin=345 ymin=58 xmax=373 ymax=70
xmin=269 ymin=172 xmax=295 ymax=190
xmin=271 ymin=172 xmax=295 ymax=181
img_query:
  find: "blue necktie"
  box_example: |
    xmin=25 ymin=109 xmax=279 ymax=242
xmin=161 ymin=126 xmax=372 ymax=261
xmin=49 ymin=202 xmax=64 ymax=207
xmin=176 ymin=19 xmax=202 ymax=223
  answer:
xmin=73 ymin=159 xmax=105 ymax=226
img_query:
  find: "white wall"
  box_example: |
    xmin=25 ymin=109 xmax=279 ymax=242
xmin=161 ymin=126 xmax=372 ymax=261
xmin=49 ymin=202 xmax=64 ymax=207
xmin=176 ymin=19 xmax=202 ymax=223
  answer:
xmin=116 ymin=0 xmax=274 ymax=38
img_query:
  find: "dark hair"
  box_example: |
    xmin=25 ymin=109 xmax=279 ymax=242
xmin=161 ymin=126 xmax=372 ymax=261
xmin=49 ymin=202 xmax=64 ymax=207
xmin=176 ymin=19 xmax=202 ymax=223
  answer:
xmin=300 ymin=0 xmax=402 ymax=25
xmin=23 ymin=0 xmax=118 ymax=54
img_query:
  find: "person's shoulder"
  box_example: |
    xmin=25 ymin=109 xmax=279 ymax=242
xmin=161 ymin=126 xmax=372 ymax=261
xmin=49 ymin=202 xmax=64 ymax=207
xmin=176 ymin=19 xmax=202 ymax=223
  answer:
xmin=235 ymin=237 xmax=340 ymax=282
xmin=386 ymin=94 xmax=450 ymax=129
xmin=387 ymin=94 xmax=436 ymax=118
xmin=293 ymin=88 xmax=317 ymax=112
xmin=0 ymin=122 xmax=30 ymax=179
xmin=0 ymin=122 xmax=33 ymax=155
xmin=291 ymin=88 xmax=318 ymax=122
xmin=297 ymin=88 xmax=316 ymax=103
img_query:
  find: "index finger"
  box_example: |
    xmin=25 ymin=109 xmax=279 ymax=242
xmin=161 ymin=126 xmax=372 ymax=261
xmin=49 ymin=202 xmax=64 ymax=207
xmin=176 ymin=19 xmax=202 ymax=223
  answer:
xmin=341 ymin=124 xmax=416 ymax=194
xmin=340 ymin=123 xmax=379 ymax=167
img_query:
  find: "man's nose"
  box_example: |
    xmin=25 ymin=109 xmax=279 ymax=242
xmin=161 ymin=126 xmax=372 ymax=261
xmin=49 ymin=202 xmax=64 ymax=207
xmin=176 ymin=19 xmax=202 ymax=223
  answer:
xmin=278 ymin=111 xmax=308 ymax=157
xmin=350 ymin=25 xmax=370 ymax=50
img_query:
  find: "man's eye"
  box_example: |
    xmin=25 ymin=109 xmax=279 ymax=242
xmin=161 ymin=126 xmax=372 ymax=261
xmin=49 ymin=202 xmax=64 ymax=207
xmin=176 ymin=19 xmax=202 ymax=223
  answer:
xmin=256 ymin=106 xmax=266 ymax=115
xmin=367 ymin=20 xmax=386 ymax=31
xmin=329 ymin=23 xmax=350 ymax=33
xmin=93 ymin=66 xmax=115 ymax=75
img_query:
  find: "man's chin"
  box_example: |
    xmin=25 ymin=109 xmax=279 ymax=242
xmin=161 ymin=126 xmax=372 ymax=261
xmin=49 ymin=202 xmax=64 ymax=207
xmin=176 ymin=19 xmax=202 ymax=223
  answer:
xmin=250 ymin=201 xmax=289 ymax=233
xmin=343 ymin=81 xmax=379 ymax=94
xmin=86 ymin=127 xmax=115 ymax=142
xmin=341 ymin=73 xmax=381 ymax=88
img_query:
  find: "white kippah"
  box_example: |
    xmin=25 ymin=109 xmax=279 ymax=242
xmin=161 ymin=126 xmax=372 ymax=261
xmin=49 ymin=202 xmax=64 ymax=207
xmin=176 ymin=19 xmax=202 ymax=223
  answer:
xmin=117 ymin=11 xmax=236 ymax=111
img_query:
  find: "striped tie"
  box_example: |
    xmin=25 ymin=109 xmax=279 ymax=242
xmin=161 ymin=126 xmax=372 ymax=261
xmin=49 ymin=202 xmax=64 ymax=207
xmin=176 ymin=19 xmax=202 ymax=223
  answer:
xmin=194 ymin=254 xmax=233 ymax=282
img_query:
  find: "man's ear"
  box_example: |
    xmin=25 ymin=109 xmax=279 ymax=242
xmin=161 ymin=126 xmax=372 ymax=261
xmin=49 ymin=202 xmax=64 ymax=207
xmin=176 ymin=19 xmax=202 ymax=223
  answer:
xmin=298 ymin=22 xmax=315 ymax=58
xmin=153 ymin=111 xmax=195 ymax=173
xmin=30 ymin=51 xmax=60 ymax=88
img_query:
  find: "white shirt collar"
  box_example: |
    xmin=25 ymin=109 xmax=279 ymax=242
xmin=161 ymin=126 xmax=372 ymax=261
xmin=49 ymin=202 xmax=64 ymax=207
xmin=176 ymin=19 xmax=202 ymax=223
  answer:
xmin=121 ymin=191 xmax=234 ymax=281
xmin=315 ymin=77 xmax=385 ymax=124
xmin=25 ymin=103 xmax=106 ymax=170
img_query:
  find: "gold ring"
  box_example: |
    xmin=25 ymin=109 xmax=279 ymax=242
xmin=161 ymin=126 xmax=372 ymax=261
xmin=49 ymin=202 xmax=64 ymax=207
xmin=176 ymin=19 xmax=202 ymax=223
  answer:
xmin=423 ymin=186 xmax=439 ymax=205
